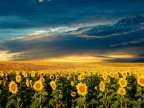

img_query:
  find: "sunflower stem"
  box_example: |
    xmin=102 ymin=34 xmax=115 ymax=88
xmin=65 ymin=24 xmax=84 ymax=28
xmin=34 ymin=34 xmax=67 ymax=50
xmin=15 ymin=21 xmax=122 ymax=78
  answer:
xmin=121 ymin=96 xmax=123 ymax=108
xmin=40 ymin=92 xmax=42 ymax=108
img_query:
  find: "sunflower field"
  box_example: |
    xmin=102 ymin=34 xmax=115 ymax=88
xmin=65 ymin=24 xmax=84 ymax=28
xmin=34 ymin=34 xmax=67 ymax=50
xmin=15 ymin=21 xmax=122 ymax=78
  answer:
xmin=0 ymin=67 xmax=144 ymax=108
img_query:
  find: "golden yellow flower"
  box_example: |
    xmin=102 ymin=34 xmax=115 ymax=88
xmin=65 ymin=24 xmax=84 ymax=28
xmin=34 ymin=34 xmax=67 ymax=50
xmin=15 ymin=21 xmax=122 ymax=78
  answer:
xmin=76 ymin=82 xmax=88 ymax=96
xmin=78 ymin=73 xmax=85 ymax=81
xmin=50 ymin=81 xmax=57 ymax=90
xmin=71 ymin=92 xmax=76 ymax=97
xmin=117 ymin=87 xmax=126 ymax=96
xmin=71 ymin=81 xmax=75 ymax=86
xmin=26 ymin=79 xmax=29 ymax=87
xmin=0 ymin=71 xmax=4 ymax=77
xmin=120 ymin=71 xmax=127 ymax=78
xmin=50 ymin=75 xmax=54 ymax=80
xmin=67 ymin=76 xmax=70 ymax=80
xmin=30 ymin=80 xmax=33 ymax=87
xmin=0 ymin=80 xmax=2 ymax=85
xmin=118 ymin=78 xmax=127 ymax=87
xmin=102 ymin=74 xmax=108 ymax=81
xmin=56 ymin=74 xmax=60 ymax=80
xmin=137 ymin=75 xmax=144 ymax=87
xmin=31 ymin=71 xmax=35 ymax=78
xmin=22 ymin=71 xmax=27 ymax=78
xmin=15 ymin=71 xmax=20 ymax=75
xmin=128 ymin=71 xmax=132 ymax=76
xmin=16 ymin=75 xmax=21 ymax=83
xmin=38 ymin=71 xmax=43 ymax=76
xmin=105 ymin=77 xmax=110 ymax=84
xmin=33 ymin=80 xmax=43 ymax=91
xmin=109 ymin=72 xmax=115 ymax=78
xmin=114 ymin=73 xmax=119 ymax=79
xmin=99 ymin=81 xmax=105 ymax=92
xmin=40 ymin=76 xmax=45 ymax=83
xmin=9 ymin=81 xmax=18 ymax=94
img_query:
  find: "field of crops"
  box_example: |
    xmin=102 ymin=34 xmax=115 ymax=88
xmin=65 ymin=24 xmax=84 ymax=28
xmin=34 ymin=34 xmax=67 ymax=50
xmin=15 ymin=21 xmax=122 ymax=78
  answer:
xmin=0 ymin=66 xmax=144 ymax=108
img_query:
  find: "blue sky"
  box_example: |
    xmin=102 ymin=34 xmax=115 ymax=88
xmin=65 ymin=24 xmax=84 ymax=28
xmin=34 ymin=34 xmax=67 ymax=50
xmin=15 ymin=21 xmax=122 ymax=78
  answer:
xmin=0 ymin=0 xmax=144 ymax=62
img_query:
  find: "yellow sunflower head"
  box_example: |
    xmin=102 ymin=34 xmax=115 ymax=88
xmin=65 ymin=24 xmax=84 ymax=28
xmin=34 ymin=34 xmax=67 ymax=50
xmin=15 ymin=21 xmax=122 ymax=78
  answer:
xmin=120 ymin=71 xmax=127 ymax=78
xmin=56 ymin=74 xmax=60 ymax=80
xmin=15 ymin=71 xmax=20 ymax=75
xmin=16 ymin=75 xmax=21 ymax=83
xmin=76 ymin=82 xmax=88 ymax=96
xmin=22 ymin=71 xmax=27 ymax=78
xmin=78 ymin=73 xmax=85 ymax=81
xmin=50 ymin=75 xmax=54 ymax=80
xmin=39 ymin=74 xmax=45 ymax=83
xmin=26 ymin=79 xmax=29 ymax=87
xmin=137 ymin=75 xmax=144 ymax=87
xmin=71 ymin=92 xmax=76 ymax=97
xmin=102 ymin=74 xmax=108 ymax=81
xmin=128 ymin=71 xmax=132 ymax=76
xmin=0 ymin=71 xmax=4 ymax=77
xmin=30 ymin=80 xmax=33 ymax=87
xmin=117 ymin=87 xmax=126 ymax=96
xmin=118 ymin=78 xmax=127 ymax=87
xmin=31 ymin=71 xmax=36 ymax=78
xmin=9 ymin=81 xmax=18 ymax=94
xmin=33 ymin=80 xmax=43 ymax=91
xmin=71 ymin=81 xmax=75 ymax=86
xmin=99 ymin=81 xmax=105 ymax=92
xmin=114 ymin=73 xmax=119 ymax=80
xmin=67 ymin=76 xmax=70 ymax=80
xmin=50 ymin=81 xmax=57 ymax=90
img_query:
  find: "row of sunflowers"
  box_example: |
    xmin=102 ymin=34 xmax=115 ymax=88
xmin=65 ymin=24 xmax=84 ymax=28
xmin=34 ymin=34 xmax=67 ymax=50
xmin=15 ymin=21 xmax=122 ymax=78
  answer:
xmin=0 ymin=69 xmax=144 ymax=108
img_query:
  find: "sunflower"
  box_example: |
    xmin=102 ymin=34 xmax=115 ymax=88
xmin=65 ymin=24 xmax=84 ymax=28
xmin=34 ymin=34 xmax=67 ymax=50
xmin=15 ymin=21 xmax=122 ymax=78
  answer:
xmin=76 ymin=82 xmax=88 ymax=96
xmin=71 ymin=92 xmax=76 ymax=97
xmin=117 ymin=87 xmax=126 ymax=96
xmin=30 ymin=80 xmax=33 ymax=87
xmin=9 ymin=81 xmax=18 ymax=94
xmin=78 ymin=73 xmax=85 ymax=81
xmin=39 ymin=74 xmax=45 ymax=83
xmin=102 ymin=74 xmax=108 ymax=81
xmin=128 ymin=71 xmax=132 ymax=76
xmin=109 ymin=72 xmax=115 ymax=78
xmin=31 ymin=71 xmax=35 ymax=78
xmin=15 ymin=71 xmax=20 ymax=75
xmin=33 ymin=80 xmax=43 ymax=91
xmin=137 ymin=75 xmax=144 ymax=87
xmin=67 ymin=76 xmax=70 ymax=80
xmin=99 ymin=81 xmax=105 ymax=92
xmin=22 ymin=71 xmax=27 ymax=78
xmin=71 ymin=81 xmax=75 ymax=86
xmin=118 ymin=78 xmax=127 ymax=87
xmin=16 ymin=75 xmax=21 ymax=83
xmin=26 ymin=79 xmax=29 ymax=87
xmin=56 ymin=74 xmax=60 ymax=80
xmin=120 ymin=71 xmax=127 ymax=78
xmin=114 ymin=73 xmax=119 ymax=80
xmin=50 ymin=75 xmax=54 ymax=80
xmin=50 ymin=81 xmax=57 ymax=90
xmin=0 ymin=71 xmax=4 ymax=77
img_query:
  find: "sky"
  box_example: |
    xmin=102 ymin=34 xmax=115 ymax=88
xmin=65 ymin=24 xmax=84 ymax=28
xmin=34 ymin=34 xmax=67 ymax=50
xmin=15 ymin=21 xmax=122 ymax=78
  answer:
xmin=0 ymin=0 xmax=144 ymax=62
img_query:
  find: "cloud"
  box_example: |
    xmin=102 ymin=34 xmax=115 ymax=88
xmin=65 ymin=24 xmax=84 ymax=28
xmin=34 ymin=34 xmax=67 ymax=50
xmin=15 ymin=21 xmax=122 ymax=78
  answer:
xmin=110 ymin=38 xmax=144 ymax=47
xmin=0 ymin=50 xmax=21 ymax=61
xmin=0 ymin=16 xmax=144 ymax=62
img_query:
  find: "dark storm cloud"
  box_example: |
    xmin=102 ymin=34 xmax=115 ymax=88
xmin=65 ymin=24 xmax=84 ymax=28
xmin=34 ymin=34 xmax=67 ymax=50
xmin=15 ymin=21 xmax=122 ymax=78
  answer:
xmin=0 ymin=15 xmax=144 ymax=62
xmin=0 ymin=0 xmax=144 ymax=62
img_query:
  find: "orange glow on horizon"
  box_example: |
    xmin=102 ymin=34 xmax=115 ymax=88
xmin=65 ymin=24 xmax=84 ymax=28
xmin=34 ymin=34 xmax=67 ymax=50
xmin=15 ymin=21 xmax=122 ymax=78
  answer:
xmin=44 ymin=56 xmax=109 ymax=62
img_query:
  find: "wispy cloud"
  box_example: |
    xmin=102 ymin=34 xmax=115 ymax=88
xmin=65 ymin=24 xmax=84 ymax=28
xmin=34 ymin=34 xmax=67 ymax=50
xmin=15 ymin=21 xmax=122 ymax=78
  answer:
xmin=0 ymin=50 xmax=21 ymax=61
xmin=110 ymin=38 xmax=144 ymax=47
